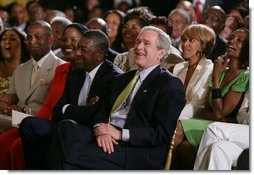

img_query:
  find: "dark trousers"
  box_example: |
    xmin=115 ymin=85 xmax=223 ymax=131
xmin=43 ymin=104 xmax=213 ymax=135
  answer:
xmin=47 ymin=119 xmax=126 ymax=170
xmin=237 ymin=148 xmax=249 ymax=170
xmin=19 ymin=117 xmax=55 ymax=169
xmin=47 ymin=120 xmax=166 ymax=170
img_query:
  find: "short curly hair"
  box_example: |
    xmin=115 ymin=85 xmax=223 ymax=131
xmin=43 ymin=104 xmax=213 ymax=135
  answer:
xmin=123 ymin=7 xmax=154 ymax=28
xmin=148 ymin=16 xmax=172 ymax=35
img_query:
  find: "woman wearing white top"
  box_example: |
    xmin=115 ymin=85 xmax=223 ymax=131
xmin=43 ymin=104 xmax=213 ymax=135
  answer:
xmin=173 ymin=24 xmax=215 ymax=119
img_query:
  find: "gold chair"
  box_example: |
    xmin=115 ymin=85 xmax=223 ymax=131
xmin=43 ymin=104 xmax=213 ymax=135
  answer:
xmin=164 ymin=127 xmax=177 ymax=170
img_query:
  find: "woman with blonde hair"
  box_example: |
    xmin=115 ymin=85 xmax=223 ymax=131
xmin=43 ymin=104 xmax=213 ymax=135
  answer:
xmin=172 ymin=28 xmax=249 ymax=169
xmin=173 ymin=24 xmax=215 ymax=119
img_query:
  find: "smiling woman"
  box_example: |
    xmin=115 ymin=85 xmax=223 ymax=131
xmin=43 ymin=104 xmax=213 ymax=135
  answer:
xmin=103 ymin=9 xmax=125 ymax=53
xmin=173 ymin=24 xmax=215 ymax=120
xmin=172 ymin=28 xmax=249 ymax=170
xmin=0 ymin=23 xmax=88 ymax=170
xmin=0 ymin=27 xmax=30 ymax=94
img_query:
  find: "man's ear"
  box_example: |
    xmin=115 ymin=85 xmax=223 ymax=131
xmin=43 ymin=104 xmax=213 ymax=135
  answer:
xmin=96 ymin=49 xmax=105 ymax=61
xmin=158 ymin=48 xmax=167 ymax=61
xmin=48 ymin=35 xmax=54 ymax=45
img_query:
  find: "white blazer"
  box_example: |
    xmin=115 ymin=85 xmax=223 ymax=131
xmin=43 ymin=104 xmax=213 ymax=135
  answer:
xmin=173 ymin=58 xmax=213 ymax=119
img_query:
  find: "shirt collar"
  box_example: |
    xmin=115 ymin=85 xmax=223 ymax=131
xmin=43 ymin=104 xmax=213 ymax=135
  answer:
xmin=53 ymin=48 xmax=61 ymax=55
xmin=32 ymin=51 xmax=52 ymax=68
xmin=86 ymin=61 xmax=103 ymax=81
xmin=138 ymin=64 xmax=159 ymax=82
xmin=17 ymin=22 xmax=26 ymax=31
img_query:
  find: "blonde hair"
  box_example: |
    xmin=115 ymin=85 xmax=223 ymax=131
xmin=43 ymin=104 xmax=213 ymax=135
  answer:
xmin=181 ymin=24 xmax=215 ymax=58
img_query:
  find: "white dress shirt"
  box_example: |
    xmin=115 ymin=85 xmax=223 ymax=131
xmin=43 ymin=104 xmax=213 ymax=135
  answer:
xmin=62 ymin=62 xmax=103 ymax=113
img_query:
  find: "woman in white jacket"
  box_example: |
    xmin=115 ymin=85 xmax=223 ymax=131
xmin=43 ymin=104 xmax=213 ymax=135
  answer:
xmin=173 ymin=24 xmax=215 ymax=119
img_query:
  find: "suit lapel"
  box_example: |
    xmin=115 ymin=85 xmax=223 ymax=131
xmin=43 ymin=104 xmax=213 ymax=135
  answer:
xmin=88 ymin=61 xmax=108 ymax=99
xmin=74 ymin=70 xmax=87 ymax=104
xmin=126 ymin=66 xmax=161 ymax=123
xmin=109 ymin=70 xmax=136 ymax=110
xmin=25 ymin=53 xmax=54 ymax=100
xmin=177 ymin=62 xmax=188 ymax=85
xmin=185 ymin=59 xmax=204 ymax=97
xmin=21 ymin=60 xmax=34 ymax=99
xmin=133 ymin=66 xmax=160 ymax=104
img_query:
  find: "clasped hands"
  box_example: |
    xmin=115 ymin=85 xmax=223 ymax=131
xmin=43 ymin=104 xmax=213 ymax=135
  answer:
xmin=94 ymin=123 xmax=122 ymax=154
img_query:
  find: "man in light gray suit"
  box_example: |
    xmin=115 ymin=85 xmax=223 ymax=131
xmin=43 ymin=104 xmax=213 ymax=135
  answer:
xmin=0 ymin=20 xmax=65 ymax=133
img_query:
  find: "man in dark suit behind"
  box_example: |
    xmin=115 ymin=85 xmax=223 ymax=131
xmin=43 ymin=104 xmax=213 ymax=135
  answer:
xmin=86 ymin=17 xmax=119 ymax=62
xmin=47 ymin=26 xmax=186 ymax=170
xmin=201 ymin=5 xmax=226 ymax=62
xmin=19 ymin=29 xmax=123 ymax=169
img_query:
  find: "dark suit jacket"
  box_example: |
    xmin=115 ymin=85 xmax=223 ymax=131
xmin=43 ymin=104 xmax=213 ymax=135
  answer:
xmin=52 ymin=60 xmax=123 ymax=126
xmin=92 ymin=66 xmax=186 ymax=169
xmin=208 ymin=35 xmax=226 ymax=62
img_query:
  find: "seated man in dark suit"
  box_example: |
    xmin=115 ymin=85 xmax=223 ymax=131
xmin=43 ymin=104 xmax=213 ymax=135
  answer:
xmin=47 ymin=26 xmax=186 ymax=170
xmin=19 ymin=29 xmax=123 ymax=169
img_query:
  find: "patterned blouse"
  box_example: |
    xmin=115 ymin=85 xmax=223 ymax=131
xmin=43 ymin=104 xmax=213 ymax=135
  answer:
xmin=0 ymin=76 xmax=11 ymax=94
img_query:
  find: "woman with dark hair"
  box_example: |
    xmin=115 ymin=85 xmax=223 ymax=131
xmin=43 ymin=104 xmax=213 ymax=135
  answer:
xmin=103 ymin=9 xmax=126 ymax=53
xmin=172 ymin=28 xmax=249 ymax=169
xmin=0 ymin=23 xmax=88 ymax=170
xmin=121 ymin=6 xmax=154 ymax=51
xmin=113 ymin=7 xmax=154 ymax=71
xmin=219 ymin=15 xmax=242 ymax=40
xmin=36 ymin=23 xmax=88 ymax=118
xmin=0 ymin=27 xmax=30 ymax=95
xmin=148 ymin=16 xmax=173 ymax=35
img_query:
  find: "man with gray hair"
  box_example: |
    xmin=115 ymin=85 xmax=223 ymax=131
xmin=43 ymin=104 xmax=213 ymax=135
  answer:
xmin=168 ymin=8 xmax=191 ymax=50
xmin=47 ymin=26 xmax=186 ymax=170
